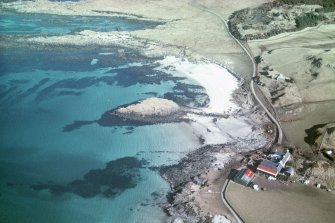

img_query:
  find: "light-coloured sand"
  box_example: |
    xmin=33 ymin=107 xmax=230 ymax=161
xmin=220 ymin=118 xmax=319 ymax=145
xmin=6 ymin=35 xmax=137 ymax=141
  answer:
xmin=185 ymin=114 xmax=268 ymax=147
xmin=158 ymin=56 xmax=238 ymax=114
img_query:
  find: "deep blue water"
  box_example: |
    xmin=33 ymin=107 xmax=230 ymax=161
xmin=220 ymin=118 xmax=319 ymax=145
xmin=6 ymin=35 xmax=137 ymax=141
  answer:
xmin=0 ymin=44 xmax=206 ymax=222
xmin=0 ymin=13 xmax=163 ymax=35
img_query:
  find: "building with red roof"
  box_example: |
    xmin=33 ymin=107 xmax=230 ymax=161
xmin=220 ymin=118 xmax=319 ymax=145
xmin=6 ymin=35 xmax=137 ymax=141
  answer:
xmin=257 ymin=150 xmax=291 ymax=177
xmin=233 ymin=168 xmax=255 ymax=186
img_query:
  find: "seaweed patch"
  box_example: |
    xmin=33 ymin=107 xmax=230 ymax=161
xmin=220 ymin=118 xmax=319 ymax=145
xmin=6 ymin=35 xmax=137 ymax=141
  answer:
xmin=31 ymin=157 xmax=148 ymax=198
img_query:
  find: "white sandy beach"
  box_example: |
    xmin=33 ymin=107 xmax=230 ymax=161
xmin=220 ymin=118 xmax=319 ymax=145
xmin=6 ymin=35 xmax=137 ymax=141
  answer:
xmin=156 ymin=56 xmax=266 ymax=148
xmin=185 ymin=114 xmax=266 ymax=147
xmin=158 ymin=56 xmax=238 ymax=114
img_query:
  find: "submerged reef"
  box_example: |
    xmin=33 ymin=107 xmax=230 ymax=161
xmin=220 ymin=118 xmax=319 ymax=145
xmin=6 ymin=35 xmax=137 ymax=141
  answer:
xmin=31 ymin=157 xmax=148 ymax=198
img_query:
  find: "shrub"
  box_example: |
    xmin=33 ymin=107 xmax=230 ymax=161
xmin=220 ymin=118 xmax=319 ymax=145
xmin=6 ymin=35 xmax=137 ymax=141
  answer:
xmin=295 ymin=12 xmax=326 ymax=29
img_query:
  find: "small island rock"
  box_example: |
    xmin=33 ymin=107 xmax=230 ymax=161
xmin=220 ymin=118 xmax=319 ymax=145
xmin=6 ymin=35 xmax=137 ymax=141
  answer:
xmin=116 ymin=97 xmax=180 ymax=117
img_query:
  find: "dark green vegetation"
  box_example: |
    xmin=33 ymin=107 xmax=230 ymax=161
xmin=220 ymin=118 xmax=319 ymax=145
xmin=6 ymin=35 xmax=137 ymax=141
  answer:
xmin=307 ymin=56 xmax=323 ymax=68
xmin=228 ymin=0 xmax=335 ymax=40
xmin=304 ymin=123 xmax=328 ymax=146
xmin=326 ymin=127 xmax=335 ymax=135
xmin=255 ymin=56 xmax=262 ymax=64
xmin=280 ymin=0 xmax=335 ymax=12
xmin=295 ymin=12 xmax=326 ymax=29
xmin=260 ymin=71 xmax=271 ymax=78
xmin=271 ymin=92 xmax=285 ymax=103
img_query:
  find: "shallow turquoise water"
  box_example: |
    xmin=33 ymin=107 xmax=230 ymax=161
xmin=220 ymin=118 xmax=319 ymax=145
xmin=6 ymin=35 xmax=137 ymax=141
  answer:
xmin=0 ymin=12 xmax=163 ymax=35
xmin=0 ymin=11 xmax=208 ymax=222
xmin=0 ymin=45 xmax=203 ymax=222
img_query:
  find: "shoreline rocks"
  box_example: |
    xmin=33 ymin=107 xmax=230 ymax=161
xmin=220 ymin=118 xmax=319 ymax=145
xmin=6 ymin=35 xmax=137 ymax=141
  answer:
xmin=160 ymin=144 xmax=238 ymax=223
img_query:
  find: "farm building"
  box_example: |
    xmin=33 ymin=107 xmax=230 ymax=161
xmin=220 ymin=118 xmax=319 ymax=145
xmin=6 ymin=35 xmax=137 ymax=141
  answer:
xmin=233 ymin=168 xmax=255 ymax=186
xmin=257 ymin=150 xmax=291 ymax=177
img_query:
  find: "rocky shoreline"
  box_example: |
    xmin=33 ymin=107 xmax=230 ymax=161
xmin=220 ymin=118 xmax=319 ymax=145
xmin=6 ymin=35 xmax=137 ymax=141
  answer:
xmin=159 ymin=144 xmax=246 ymax=223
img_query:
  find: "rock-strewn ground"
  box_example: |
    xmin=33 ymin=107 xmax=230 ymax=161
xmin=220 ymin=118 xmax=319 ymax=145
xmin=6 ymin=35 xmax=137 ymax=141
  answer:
xmin=292 ymin=123 xmax=335 ymax=190
xmin=160 ymin=145 xmax=242 ymax=223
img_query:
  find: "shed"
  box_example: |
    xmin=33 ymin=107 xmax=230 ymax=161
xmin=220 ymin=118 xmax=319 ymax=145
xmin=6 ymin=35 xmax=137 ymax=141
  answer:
xmin=233 ymin=168 xmax=255 ymax=186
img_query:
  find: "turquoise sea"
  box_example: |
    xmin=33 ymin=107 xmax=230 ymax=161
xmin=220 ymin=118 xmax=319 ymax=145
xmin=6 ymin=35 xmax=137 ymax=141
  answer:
xmin=0 ymin=12 xmax=206 ymax=222
xmin=0 ymin=12 xmax=163 ymax=35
